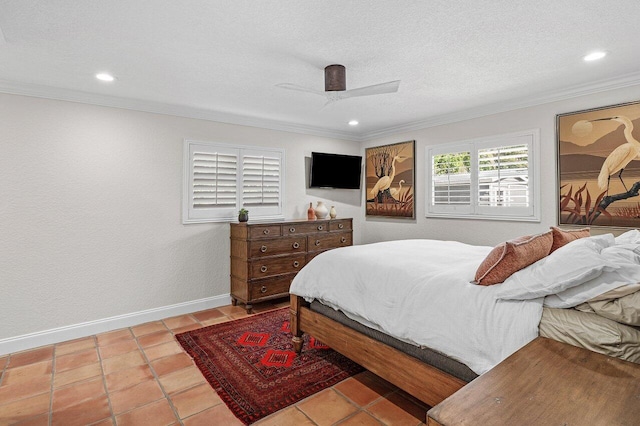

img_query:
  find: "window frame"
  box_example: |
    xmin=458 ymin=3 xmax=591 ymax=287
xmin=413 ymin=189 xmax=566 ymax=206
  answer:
xmin=425 ymin=129 xmax=540 ymax=222
xmin=182 ymin=140 xmax=285 ymax=224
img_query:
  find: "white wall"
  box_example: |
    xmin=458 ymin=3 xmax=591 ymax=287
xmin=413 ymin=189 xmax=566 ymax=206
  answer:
xmin=0 ymin=94 xmax=362 ymax=350
xmin=361 ymin=86 xmax=640 ymax=246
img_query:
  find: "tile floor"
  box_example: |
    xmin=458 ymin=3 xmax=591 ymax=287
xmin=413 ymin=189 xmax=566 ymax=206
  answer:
xmin=0 ymin=300 xmax=430 ymax=426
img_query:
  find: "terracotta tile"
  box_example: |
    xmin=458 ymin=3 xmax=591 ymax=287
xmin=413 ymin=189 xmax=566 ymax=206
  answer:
xmin=151 ymin=352 xmax=193 ymax=377
xmin=366 ymin=392 xmax=426 ymax=426
xmin=12 ymin=413 xmax=50 ymax=426
xmin=191 ymin=309 xmax=225 ymax=323
xmin=143 ymin=341 xmax=184 ymax=361
xmin=157 ymin=366 xmax=206 ymax=395
xmin=2 ymin=361 xmax=52 ymax=386
xmin=169 ymin=383 xmax=222 ymax=419
xmin=336 ymin=410 xmax=384 ymax=426
xmin=334 ymin=373 xmax=394 ymax=407
xmin=55 ymin=348 xmax=99 ymax=372
xmin=109 ymin=379 xmax=164 ymax=414
xmin=172 ymin=324 xmax=204 ymax=335
xmin=199 ymin=317 xmax=232 ymax=327
xmin=0 ymin=375 xmax=51 ymax=405
xmin=7 ymin=346 xmax=54 ymax=369
xmin=96 ymin=329 xmax=134 ymax=347
xmin=53 ymin=362 xmax=102 ymax=388
xmin=163 ymin=314 xmax=198 ymax=330
xmin=216 ymin=305 xmax=249 ymax=316
xmin=51 ymin=394 xmax=111 ymax=426
xmin=115 ymin=398 xmax=178 ymax=426
xmin=52 ymin=377 xmax=105 ymax=411
xmin=0 ymin=393 xmax=50 ymax=424
xmin=131 ymin=321 xmax=168 ymax=337
xmin=256 ymin=406 xmax=315 ymax=426
xmin=137 ymin=330 xmax=174 ymax=348
xmin=229 ymin=312 xmax=252 ymax=320
xmin=99 ymin=339 xmax=140 ymax=359
xmin=101 ymin=350 xmax=146 ymax=375
xmin=55 ymin=337 xmax=96 ymax=356
xmin=297 ymin=388 xmax=359 ymax=426
xmin=0 ymin=356 xmax=7 ymax=371
xmin=182 ymin=404 xmax=243 ymax=426
xmin=91 ymin=419 xmax=115 ymax=426
xmin=104 ymin=364 xmax=155 ymax=393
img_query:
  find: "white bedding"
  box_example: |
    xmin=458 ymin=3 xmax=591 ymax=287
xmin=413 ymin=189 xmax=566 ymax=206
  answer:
xmin=289 ymin=239 xmax=544 ymax=375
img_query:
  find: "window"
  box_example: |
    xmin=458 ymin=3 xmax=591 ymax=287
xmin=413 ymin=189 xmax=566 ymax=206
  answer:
xmin=183 ymin=140 xmax=284 ymax=223
xmin=426 ymin=129 xmax=540 ymax=221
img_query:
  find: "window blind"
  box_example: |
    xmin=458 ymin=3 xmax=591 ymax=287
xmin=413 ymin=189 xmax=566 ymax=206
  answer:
xmin=192 ymin=151 xmax=238 ymax=209
xmin=477 ymin=144 xmax=529 ymax=208
xmin=242 ymin=155 xmax=281 ymax=207
xmin=431 ymin=151 xmax=471 ymax=206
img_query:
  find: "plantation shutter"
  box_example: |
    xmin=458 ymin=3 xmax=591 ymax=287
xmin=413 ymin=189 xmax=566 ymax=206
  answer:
xmin=427 ymin=145 xmax=473 ymax=214
xmin=241 ymin=150 xmax=282 ymax=217
xmin=476 ymin=135 xmax=534 ymax=217
xmin=425 ymin=129 xmax=539 ymax=221
xmin=183 ymin=141 xmax=284 ymax=223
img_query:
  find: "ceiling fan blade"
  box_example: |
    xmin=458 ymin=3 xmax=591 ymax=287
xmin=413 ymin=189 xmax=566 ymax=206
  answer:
xmin=338 ymin=80 xmax=400 ymax=99
xmin=275 ymin=83 xmax=325 ymax=96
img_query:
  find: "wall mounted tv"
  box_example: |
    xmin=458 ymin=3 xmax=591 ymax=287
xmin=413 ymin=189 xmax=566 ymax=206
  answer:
xmin=310 ymin=152 xmax=362 ymax=189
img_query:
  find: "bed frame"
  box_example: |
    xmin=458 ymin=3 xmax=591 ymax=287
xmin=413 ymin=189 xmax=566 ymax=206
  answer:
xmin=290 ymin=295 xmax=468 ymax=407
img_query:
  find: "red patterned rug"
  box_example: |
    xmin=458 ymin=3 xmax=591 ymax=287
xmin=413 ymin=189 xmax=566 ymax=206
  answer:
xmin=175 ymin=308 xmax=363 ymax=424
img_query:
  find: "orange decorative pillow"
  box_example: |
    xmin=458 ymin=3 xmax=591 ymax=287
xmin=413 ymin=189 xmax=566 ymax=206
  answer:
xmin=549 ymin=226 xmax=590 ymax=253
xmin=474 ymin=231 xmax=553 ymax=286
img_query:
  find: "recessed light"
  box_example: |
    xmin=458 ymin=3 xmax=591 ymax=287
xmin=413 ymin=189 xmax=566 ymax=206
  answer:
xmin=96 ymin=73 xmax=115 ymax=82
xmin=583 ymin=51 xmax=607 ymax=62
xmin=348 ymin=120 xmax=359 ymax=126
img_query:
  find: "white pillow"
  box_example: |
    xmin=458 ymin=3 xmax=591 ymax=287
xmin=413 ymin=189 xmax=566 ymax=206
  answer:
xmin=615 ymin=229 xmax=640 ymax=245
xmin=496 ymin=234 xmax=617 ymax=301
xmin=545 ymin=243 xmax=640 ymax=308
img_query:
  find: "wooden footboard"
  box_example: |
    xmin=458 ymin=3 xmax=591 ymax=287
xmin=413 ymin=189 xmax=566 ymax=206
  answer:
xmin=289 ymin=295 xmax=466 ymax=407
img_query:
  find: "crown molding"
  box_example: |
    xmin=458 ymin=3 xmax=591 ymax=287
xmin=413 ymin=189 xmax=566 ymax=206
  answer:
xmin=1 ymin=72 xmax=639 ymax=144
xmin=0 ymin=80 xmax=362 ymax=142
xmin=360 ymin=72 xmax=640 ymax=141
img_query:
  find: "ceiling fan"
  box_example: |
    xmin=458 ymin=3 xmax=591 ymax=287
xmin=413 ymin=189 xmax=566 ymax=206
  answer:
xmin=276 ymin=64 xmax=400 ymax=106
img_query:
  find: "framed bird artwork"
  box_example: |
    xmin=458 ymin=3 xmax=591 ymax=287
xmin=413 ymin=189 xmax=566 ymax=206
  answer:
xmin=557 ymin=100 xmax=640 ymax=228
xmin=365 ymin=140 xmax=415 ymax=218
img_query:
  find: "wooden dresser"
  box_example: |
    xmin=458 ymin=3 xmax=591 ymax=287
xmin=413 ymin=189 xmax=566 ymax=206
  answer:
xmin=230 ymin=218 xmax=353 ymax=313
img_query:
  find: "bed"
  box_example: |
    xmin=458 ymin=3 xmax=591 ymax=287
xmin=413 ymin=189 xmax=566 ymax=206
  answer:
xmin=288 ymin=229 xmax=640 ymax=407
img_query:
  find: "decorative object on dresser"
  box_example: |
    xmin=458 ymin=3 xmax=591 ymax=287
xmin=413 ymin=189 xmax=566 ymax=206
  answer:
xmin=238 ymin=208 xmax=249 ymax=222
xmin=230 ymin=218 xmax=353 ymax=313
xmin=330 ymin=205 xmax=337 ymax=219
xmin=307 ymin=202 xmax=316 ymax=220
xmin=314 ymin=201 xmax=329 ymax=219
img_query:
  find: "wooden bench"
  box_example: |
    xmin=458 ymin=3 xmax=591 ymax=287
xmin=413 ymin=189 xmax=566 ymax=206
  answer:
xmin=427 ymin=337 xmax=640 ymax=425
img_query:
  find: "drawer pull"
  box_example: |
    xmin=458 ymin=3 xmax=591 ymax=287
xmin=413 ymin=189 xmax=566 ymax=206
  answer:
xmin=317 ymin=225 xmax=323 ymax=231
xmin=260 ymin=286 xmax=267 ymax=294
xmin=289 ymin=227 xmax=296 ymax=233
xmin=293 ymin=261 xmax=300 ymax=268
xmin=260 ymin=266 xmax=268 ymax=273
xmin=338 ymin=223 xmax=344 ymax=229
xmin=260 ymin=245 xmax=267 ymax=253
xmin=341 ymin=237 xmax=347 ymax=243
xmin=315 ymin=240 xmax=321 ymax=246
xmin=292 ymin=242 xmax=300 ymax=249
xmin=263 ymin=229 xmax=270 ymax=235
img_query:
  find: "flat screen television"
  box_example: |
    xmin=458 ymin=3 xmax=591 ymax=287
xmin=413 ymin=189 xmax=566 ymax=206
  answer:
xmin=310 ymin=152 xmax=362 ymax=189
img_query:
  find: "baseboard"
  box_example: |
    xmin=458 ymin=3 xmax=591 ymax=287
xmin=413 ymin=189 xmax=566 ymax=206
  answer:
xmin=0 ymin=294 xmax=232 ymax=356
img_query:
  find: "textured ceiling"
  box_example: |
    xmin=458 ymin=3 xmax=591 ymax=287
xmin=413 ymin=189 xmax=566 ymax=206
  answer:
xmin=0 ymin=1 xmax=639 ymax=140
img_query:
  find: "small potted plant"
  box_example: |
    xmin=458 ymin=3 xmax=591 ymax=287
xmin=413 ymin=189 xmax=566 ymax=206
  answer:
xmin=238 ymin=208 xmax=249 ymax=222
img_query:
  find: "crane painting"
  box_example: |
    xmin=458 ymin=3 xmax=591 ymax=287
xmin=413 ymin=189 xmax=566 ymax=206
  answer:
xmin=365 ymin=140 xmax=415 ymax=218
xmin=557 ymin=101 xmax=640 ymax=227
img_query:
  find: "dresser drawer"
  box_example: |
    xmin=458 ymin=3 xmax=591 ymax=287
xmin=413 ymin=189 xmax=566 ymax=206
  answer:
xmin=250 ymin=254 xmax=306 ymax=279
xmin=329 ymin=219 xmax=352 ymax=231
xmin=308 ymin=231 xmax=352 ymax=251
xmin=283 ymin=221 xmax=329 ymax=235
xmin=249 ymin=225 xmax=282 ymax=239
xmin=249 ymin=237 xmax=307 ymax=258
xmin=249 ymin=275 xmax=293 ymax=300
